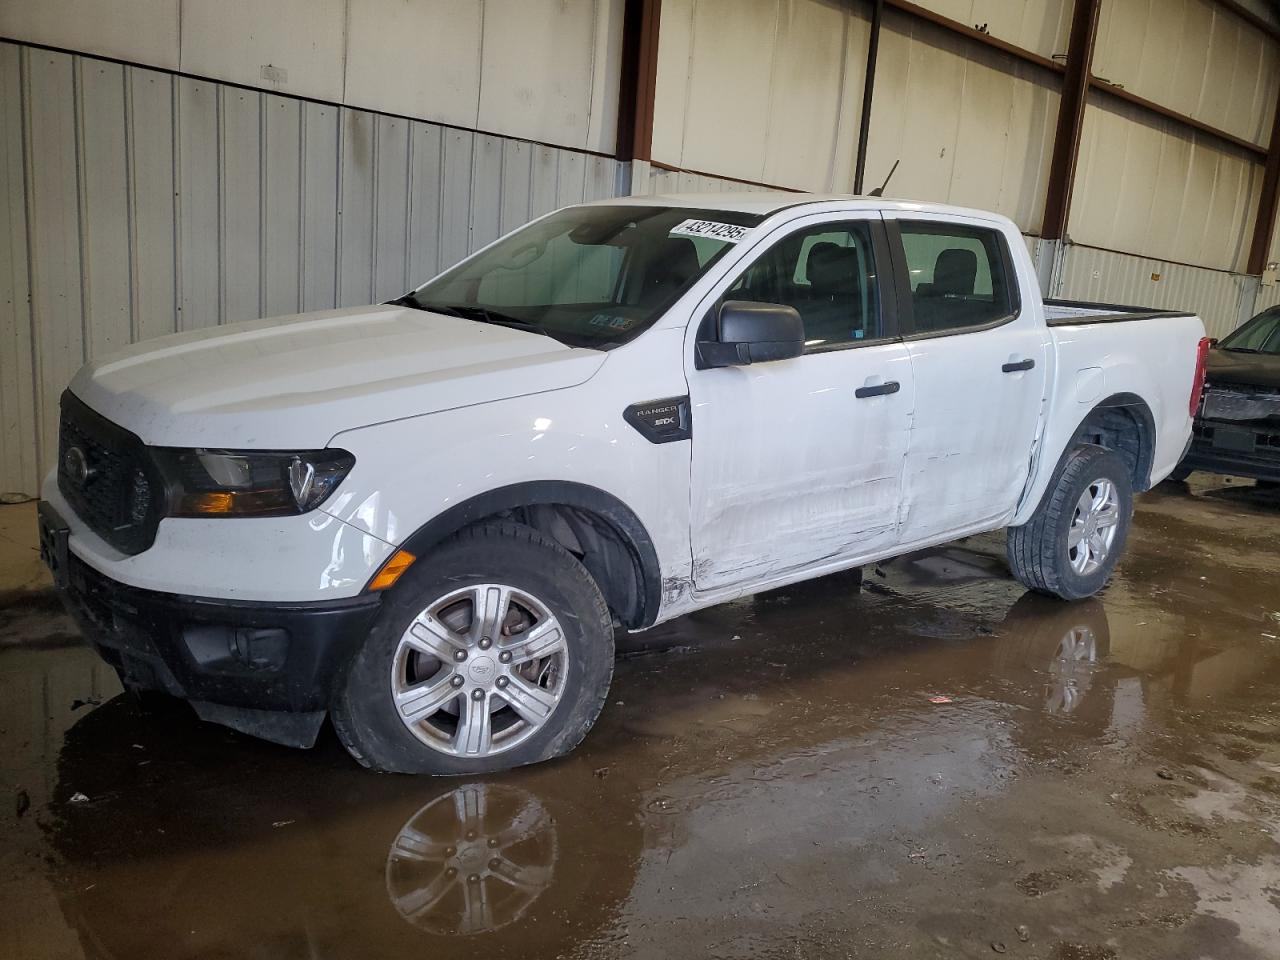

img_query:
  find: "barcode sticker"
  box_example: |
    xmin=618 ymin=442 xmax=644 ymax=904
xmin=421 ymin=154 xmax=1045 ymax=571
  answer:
xmin=669 ymin=219 xmax=750 ymax=243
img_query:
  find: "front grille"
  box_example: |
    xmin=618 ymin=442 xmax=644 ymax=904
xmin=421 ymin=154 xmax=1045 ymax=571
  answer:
xmin=57 ymin=392 xmax=163 ymax=555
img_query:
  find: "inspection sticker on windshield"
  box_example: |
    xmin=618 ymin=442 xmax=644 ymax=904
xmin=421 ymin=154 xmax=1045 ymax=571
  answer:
xmin=669 ymin=219 xmax=749 ymax=243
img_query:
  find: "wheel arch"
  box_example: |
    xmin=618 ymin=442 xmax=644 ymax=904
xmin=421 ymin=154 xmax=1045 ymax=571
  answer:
xmin=387 ymin=481 xmax=663 ymax=629
xmin=1069 ymin=392 xmax=1157 ymax=492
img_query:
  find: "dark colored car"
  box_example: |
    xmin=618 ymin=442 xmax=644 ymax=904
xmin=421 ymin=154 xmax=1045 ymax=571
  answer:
xmin=1175 ymin=306 xmax=1280 ymax=484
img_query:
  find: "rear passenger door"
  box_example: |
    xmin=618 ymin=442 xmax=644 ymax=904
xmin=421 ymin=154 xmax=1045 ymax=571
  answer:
xmin=883 ymin=214 xmax=1049 ymax=543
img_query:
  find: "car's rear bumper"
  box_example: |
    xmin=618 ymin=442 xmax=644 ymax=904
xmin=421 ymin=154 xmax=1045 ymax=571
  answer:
xmin=1181 ymin=426 xmax=1280 ymax=483
xmin=56 ymin=550 xmax=381 ymax=744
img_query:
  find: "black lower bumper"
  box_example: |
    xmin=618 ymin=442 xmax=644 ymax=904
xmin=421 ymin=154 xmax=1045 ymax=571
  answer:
xmin=58 ymin=553 xmax=382 ymax=736
xmin=1182 ymin=432 xmax=1280 ymax=483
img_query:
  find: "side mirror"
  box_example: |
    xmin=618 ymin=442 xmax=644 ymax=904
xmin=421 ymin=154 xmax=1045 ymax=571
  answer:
xmin=1208 ymin=337 xmax=1219 ymax=348
xmin=697 ymin=300 xmax=805 ymax=368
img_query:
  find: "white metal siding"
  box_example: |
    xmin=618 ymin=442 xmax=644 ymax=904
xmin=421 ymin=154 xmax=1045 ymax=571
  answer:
xmin=1072 ymin=91 xmax=1263 ymax=274
xmin=906 ymin=0 xmax=1072 ymax=60
xmin=1052 ymin=242 xmax=1252 ymax=340
xmin=630 ymin=160 xmax=785 ymax=195
xmin=0 ymin=0 xmax=626 ymax=154
xmin=650 ymin=0 xmax=1061 ymax=232
xmin=652 ymin=0 xmax=869 ymax=192
xmin=0 ymin=41 xmax=625 ymax=497
xmin=1253 ymin=281 xmax=1280 ymax=314
xmin=867 ymin=10 xmax=1061 ymax=233
xmin=1093 ymin=0 xmax=1280 ymax=148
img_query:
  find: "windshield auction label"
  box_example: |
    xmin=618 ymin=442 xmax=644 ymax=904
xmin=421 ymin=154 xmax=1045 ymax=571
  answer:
xmin=669 ymin=219 xmax=749 ymax=243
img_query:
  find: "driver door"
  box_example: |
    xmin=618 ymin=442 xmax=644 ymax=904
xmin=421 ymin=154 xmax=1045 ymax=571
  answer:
xmin=688 ymin=214 xmax=914 ymax=594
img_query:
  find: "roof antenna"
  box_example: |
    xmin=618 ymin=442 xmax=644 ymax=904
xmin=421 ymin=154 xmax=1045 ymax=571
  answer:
xmin=868 ymin=159 xmax=899 ymax=198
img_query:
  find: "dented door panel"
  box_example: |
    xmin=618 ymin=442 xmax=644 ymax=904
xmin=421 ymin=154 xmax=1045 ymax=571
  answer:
xmin=689 ymin=343 xmax=914 ymax=591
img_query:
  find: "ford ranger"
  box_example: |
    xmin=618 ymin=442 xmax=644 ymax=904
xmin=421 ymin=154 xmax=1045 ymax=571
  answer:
xmin=38 ymin=193 xmax=1210 ymax=774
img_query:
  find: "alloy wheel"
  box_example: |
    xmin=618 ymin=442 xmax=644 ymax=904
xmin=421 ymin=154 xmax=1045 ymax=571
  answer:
xmin=389 ymin=584 xmax=569 ymax=757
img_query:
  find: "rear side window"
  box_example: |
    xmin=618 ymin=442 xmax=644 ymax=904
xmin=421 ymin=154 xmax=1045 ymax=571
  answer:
xmin=898 ymin=222 xmax=1017 ymax=335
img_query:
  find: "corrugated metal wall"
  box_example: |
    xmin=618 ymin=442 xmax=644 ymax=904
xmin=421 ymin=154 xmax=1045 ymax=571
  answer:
xmin=1093 ymin=0 xmax=1279 ymax=148
xmin=630 ymin=160 xmax=784 ymax=195
xmin=865 ymin=9 xmax=1061 ymax=232
xmin=652 ymin=0 xmax=869 ymax=192
xmin=0 ymin=41 xmax=626 ymax=498
xmin=1253 ymin=281 xmax=1280 ymax=314
xmin=651 ymin=1 xmax=1062 ymax=230
xmin=1071 ymin=92 xmax=1263 ymax=275
xmin=1051 ymin=242 xmax=1254 ymax=339
xmin=908 ymin=0 xmax=1072 ymax=60
xmin=0 ymin=0 xmax=626 ymax=155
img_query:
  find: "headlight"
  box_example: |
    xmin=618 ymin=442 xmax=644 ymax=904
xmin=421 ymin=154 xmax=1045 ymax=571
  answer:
xmin=153 ymin=448 xmax=355 ymax=517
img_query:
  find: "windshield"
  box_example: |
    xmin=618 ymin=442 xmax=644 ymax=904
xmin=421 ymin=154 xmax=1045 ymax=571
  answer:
xmin=1220 ymin=307 xmax=1280 ymax=354
xmin=401 ymin=205 xmax=765 ymax=349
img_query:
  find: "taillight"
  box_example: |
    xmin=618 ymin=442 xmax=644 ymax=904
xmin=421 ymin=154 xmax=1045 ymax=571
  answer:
xmin=1189 ymin=336 xmax=1210 ymax=417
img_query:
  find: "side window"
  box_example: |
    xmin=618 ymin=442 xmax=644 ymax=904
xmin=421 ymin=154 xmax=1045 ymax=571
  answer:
xmin=898 ymin=222 xmax=1016 ymax=335
xmin=721 ymin=221 xmax=881 ymax=350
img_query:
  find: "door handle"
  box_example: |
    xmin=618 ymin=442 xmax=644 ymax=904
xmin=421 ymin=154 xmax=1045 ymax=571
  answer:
xmin=1002 ymin=358 xmax=1035 ymax=373
xmin=855 ymin=380 xmax=901 ymax=399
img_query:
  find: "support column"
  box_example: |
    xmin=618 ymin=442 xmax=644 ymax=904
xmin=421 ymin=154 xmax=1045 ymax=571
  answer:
xmin=1247 ymin=89 xmax=1280 ymax=276
xmin=1040 ymin=0 xmax=1101 ymax=242
xmin=616 ymin=0 xmax=663 ymax=163
xmin=853 ymin=0 xmax=884 ymax=195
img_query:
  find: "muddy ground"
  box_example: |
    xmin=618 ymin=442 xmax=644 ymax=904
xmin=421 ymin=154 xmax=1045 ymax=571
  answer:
xmin=3 ymin=476 xmax=1280 ymax=960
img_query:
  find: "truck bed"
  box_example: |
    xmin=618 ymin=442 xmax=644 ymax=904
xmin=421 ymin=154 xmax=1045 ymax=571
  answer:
xmin=1043 ymin=298 xmax=1196 ymax=327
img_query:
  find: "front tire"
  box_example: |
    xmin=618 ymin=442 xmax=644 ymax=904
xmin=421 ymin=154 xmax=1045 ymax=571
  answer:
xmin=332 ymin=521 xmax=615 ymax=774
xmin=1006 ymin=445 xmax=1134 ymax=601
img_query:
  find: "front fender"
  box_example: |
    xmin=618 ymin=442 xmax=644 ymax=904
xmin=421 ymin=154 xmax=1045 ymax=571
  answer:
xmin=319 ymin=333 xmax=694 ymax=612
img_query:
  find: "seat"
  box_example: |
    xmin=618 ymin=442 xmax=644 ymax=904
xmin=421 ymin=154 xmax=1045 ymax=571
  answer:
xmin=914 ymin=247 xmax=979 ymax=330
xmin=801 ymin=243 xmax=864 ymax=343
xmin=637 ymin=237 xmax=702 ymax=307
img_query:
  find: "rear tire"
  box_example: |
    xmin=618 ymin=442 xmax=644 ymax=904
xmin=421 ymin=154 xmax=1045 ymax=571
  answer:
xmin=1006 ymin=445 xmax=1134 ymax=601
xmin=332 ymin=521 xmax=614 ymax=774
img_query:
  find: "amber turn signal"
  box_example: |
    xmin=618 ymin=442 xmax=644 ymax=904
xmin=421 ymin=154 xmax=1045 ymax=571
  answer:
xmin=185 ymin=491 xmax=236 ymax=514
xmin=369 ymin=549 xmax=416 ymax=591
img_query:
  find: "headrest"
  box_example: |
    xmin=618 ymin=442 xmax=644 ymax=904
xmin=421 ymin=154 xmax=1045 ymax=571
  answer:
xmin=932 ymin=248 xmax=978 ymax=297
xmin=807 ymin=243 xmax=859 ymax=295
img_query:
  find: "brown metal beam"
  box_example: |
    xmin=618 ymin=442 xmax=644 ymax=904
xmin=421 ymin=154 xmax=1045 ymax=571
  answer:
xmin=1248 ymin=83 xmax=1280 ymax=274
xmin=617 ymin=0 xmax=662 ymax=161
xmin=1089 ymin=80 xmax=1267 ymax=160
xmin=884 ymin=0 xmax=1064 ymax=75
xmin=853 ymin=0 xmax=884 ymax=194
xmin=1041 ymin=0 xmax=1101 ymax=241
xmin=883 ymin=0 xmax=1265 ymax=169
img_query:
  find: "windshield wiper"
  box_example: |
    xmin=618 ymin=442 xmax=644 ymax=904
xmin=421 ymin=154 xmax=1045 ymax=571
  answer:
xmin=386 ymin=292 xmax=425 ymax=310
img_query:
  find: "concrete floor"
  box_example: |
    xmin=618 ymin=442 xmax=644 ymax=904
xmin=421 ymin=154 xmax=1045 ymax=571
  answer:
xmin=3 ymin=476 xmax=1280 ymax=960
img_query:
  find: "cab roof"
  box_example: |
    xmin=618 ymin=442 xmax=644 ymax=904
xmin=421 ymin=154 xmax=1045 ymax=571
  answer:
xmin=590 ymin=191 xmax=1014 ymax=226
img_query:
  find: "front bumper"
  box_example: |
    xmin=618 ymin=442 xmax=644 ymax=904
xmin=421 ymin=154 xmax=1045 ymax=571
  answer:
xmin=56 ymin=548 xmax=381 ymax=744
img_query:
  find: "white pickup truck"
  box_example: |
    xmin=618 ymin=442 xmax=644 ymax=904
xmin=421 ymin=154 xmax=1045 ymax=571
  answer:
xmin=38 ymin=193 xmax=1209 ymax=774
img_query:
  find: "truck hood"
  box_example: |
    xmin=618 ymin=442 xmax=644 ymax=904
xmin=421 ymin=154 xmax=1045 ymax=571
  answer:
xmin=1206 ymin=349 xmax=1280 ymax=392
xmin=69 ymin=305 xmax=606 ymax=448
